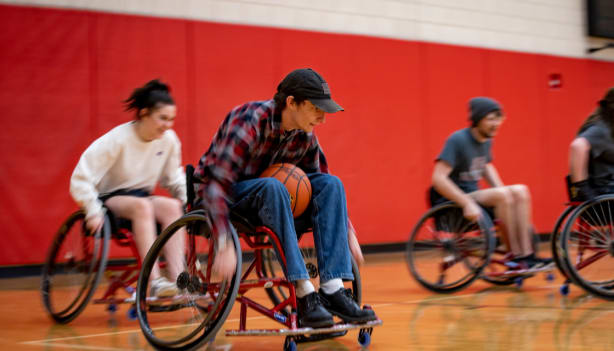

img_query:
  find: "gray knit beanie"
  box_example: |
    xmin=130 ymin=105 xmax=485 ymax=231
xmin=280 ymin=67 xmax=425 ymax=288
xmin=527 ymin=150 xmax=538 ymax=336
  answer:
xmin=469 ymin=97 xmax=502 ymax=126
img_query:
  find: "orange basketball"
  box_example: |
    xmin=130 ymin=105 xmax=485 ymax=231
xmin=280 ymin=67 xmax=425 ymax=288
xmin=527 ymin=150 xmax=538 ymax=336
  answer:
xmin=260 ymin=163 xmax=312 ymax=218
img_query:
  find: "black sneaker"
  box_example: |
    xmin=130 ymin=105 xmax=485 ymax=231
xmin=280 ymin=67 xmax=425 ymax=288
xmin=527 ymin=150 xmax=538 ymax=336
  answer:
xmin=534 ymin=256 xmax=554 ymax=267
xmin=319 ymin=288 xmax=376 ymax=324
xmin=297 ymin=292 xmax=334 ymax=328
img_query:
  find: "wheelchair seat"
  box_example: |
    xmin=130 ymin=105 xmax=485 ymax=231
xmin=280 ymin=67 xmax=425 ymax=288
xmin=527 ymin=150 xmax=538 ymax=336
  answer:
xmin=104 ymin=207 xmax=162 ymax=240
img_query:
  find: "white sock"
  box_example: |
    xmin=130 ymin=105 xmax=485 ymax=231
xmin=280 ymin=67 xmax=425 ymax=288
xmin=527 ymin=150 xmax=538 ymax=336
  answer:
xmin=320 ymin=278 xmax=344 ymax=295
xmin=295 ymin=279 xmax=315 ymax=298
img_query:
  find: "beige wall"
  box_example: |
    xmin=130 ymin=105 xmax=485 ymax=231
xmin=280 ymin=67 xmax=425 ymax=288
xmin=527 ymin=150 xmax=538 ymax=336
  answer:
xmin=2 ymin=0 xmax=613 ymax=60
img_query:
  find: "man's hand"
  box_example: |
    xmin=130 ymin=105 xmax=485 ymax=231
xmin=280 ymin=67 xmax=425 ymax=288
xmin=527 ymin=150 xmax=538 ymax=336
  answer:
xmin=462 ymin=200 xmax=482 ymax=222
xmin=212 ymin=244 xmax=237 ymax=281
xmin=86 ymin=214 xmax=103 ymax=234
xmin=348 ymin=224 xmax=364 ymax=267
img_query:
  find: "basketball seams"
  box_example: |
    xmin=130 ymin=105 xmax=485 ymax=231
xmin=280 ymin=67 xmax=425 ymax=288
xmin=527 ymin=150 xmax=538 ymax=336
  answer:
xmin=260 ymin=163 xmax=311 ymax=217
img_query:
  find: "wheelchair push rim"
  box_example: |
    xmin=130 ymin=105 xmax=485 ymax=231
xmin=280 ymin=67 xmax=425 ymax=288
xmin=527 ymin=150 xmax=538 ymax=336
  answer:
xmin=406 ymin=202 xmax=495 ymax=293
xmin=137 ymin=212 xmax=242 ymax=350
xmin=40 ymin=210 xmax=110 ymax=324
xmin=560 ymin=195 xmax=614 ymax=300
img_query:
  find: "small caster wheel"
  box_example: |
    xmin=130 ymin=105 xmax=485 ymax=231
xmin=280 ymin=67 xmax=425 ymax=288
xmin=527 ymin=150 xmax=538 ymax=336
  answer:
xmin=560 ymin=284 xmax=569 ymax=296
xmin=107 ymin=304 xmax=117 ymax=313
xmin=358 ymin=329 xmax=371 ymax=347
xmin=515 ymin=278 xmax=524 ymax=288
xmin=284 ymin=337 xmax=296 ymax=351
xmin=127 ymin=306 xmax=137 ymax=320
xmin=546 ymin=273 xmax=555 ymax=282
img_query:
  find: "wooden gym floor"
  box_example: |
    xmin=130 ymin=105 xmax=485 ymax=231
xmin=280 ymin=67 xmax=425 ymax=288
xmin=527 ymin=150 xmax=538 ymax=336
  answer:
xmin=1 ymin=247 xmax=613 ymax=351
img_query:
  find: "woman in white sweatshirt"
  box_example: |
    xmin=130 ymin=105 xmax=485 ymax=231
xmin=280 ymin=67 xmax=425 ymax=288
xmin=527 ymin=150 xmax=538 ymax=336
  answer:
xmin=70 ymin=79 xmax=186 ymax=298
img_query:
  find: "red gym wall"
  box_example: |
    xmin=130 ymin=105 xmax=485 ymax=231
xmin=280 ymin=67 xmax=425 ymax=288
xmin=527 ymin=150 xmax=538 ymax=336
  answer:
xmin=1 ymin=5 xmax=614 ymax=266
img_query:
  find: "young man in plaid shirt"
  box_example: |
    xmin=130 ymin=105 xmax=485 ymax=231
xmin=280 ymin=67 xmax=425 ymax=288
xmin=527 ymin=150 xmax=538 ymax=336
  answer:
xmin=194 ymin=68 xmax=375 ymax=328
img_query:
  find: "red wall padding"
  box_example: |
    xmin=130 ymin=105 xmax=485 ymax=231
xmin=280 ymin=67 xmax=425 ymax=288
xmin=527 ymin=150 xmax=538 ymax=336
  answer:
xmin=1 ymin=5 xmax=614 ymax=265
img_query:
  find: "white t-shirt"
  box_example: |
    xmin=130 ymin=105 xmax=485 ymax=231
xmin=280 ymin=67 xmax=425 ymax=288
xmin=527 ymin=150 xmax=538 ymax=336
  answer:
xmin=70 ymin=121 xmax=187 ymax=219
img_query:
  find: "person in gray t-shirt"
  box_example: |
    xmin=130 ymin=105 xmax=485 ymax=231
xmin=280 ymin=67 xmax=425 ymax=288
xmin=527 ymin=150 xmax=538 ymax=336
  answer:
xmin=431 ymin=97 xmax=551 ymax=269
xmin=569 ymin=87 xmax=614 ymax=201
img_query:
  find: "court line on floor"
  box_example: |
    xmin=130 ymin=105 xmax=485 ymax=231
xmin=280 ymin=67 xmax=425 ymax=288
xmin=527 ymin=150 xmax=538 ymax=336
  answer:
xmin=20 ymin=288 xmax=558 ymax=349
xmin=20 ymin=315 xmax=268 ymax=345
xmin=21 ymin=292 xmax=490 ymax=345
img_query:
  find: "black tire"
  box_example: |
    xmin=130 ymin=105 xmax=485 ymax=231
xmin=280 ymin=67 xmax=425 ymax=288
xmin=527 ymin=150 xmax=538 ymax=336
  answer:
xmin=560 ymin=195 xmax=614 ymax=300
xmin=406 ymin=202 xmax=495 ymax=293
xmin=260 ymin=232 xmax=362 ymax=312
xmin=551 ymin=205 xmax=577 ymax=280
xmin=41 ymin=210 xmax=110 ymax=323
xmin=137 ymin=212 xmax=241 ymax=350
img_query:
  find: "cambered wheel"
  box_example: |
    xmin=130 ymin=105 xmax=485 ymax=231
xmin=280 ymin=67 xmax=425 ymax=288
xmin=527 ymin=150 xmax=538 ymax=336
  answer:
xmin=406 ymin=203 xmax=495 ymax=293
xmin=137 ymin=212 xmax=241 ymax=350
xmin=41 ymin=210 xmax=110 ymax=324
xmin=560 ymin=196 xmax=614 ymax=300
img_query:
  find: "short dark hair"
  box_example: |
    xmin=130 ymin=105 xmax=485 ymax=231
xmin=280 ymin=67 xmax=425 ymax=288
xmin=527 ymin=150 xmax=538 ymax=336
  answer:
xmin=124 ymin=79 xmax=174 ymax=119
xmin=273 ymin=90 xmax=308 ymax=112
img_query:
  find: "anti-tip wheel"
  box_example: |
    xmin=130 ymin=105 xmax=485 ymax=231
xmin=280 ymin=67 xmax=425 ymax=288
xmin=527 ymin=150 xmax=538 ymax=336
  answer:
xmin=284 ymin=337 xmax=297 ymax=351
xmin=358 ymin=329 xmax=371 ymax=347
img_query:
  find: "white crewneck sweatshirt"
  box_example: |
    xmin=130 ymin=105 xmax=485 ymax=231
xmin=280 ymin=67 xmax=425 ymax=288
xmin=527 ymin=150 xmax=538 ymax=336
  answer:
xmin=70 ymin=121 xmax=187 ymax=219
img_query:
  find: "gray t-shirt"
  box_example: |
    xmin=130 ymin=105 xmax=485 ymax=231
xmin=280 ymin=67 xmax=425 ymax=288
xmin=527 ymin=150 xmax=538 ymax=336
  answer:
xmin=578 ymin=120 xmax=614 ymax=187
xmin=436 ymin=128 xmax=493 ymax=194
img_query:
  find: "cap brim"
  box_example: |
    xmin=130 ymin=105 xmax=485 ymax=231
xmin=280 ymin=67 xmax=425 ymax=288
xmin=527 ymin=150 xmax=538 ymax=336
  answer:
xmin=309 ymin=98 xmax=344 ymax=113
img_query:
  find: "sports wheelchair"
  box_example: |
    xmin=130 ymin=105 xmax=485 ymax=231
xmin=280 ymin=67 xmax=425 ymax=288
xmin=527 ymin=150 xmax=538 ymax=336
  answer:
xmin=135 ymin=165 xmax=381 ymax=351
xmin=406 ymin=193 xmax=552 ymax=293
xmin=550 ymin=178 xmax=614 ymax=300
xmin=40 ymin=206 xmax=159 ymax=323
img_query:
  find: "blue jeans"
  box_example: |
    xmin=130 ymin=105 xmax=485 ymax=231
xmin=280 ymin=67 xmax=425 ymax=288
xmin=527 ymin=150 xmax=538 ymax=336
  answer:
xmin=230 ymin=173 xmax=353 ymax=282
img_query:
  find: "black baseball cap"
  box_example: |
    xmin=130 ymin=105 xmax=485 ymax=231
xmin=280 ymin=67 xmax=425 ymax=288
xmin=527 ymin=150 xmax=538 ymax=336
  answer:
xmin=277 ymin=68 xmax=344 ymax=113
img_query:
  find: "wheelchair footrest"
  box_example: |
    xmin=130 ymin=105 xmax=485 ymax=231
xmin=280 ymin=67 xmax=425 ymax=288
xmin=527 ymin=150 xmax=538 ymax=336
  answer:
xmin=225 ymin=319 xmax=382 ymax=337
xmin=497 ymin=263 xmax=556 ymax=277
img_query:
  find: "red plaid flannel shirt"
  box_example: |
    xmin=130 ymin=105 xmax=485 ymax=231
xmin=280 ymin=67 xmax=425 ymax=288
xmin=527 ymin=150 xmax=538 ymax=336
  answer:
xmin=194 ymin=99 xmax=329 ymax=238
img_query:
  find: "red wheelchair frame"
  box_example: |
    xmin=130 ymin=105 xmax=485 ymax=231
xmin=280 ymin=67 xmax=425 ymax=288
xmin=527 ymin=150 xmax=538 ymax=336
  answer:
xmin=135 ymin=165 xmax=381 ymax=351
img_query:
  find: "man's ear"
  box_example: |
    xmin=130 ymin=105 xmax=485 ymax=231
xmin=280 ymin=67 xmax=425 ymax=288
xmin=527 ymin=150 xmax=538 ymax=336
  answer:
xmin=285 ymin=95 xmax=296 ymax=109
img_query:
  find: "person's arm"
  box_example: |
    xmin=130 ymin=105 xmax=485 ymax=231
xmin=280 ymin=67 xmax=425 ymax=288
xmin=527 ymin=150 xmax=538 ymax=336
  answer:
xmin=160 ymin=131 xmax=187 ymax=205
xmin=483 ymin=163 xmax=504 ymax=187
xmin=196 ymin=107 xmax=259 ymax=280
xmin=70 ymin=134 xmax=120 ymax=232
xmin=568 ymin=136 xmax=594 ymax=201
xmin=569 ymin=137 xmax=590 ymax=182
xmin=432 ymin=160 xmax=482 ymax=221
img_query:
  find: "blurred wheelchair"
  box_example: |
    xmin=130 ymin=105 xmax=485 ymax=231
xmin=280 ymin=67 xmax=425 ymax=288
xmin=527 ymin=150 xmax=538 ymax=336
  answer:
xmin=551 ymin=177 xmax=614 ymax=300
xmin=40 ymin=207 xmax=158 ymax=323
xmin=135 ymin=165 xmax=380 ymax=351
xmin=406 ymin=190 xmax=553 ymax=293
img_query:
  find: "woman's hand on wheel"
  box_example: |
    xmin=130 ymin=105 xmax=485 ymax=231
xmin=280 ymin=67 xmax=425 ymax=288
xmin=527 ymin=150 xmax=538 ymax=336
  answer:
xmin=86 ymin=214 xmax=103 ymax=234
xmin=213 ymin=244 xmax=237 ymax=281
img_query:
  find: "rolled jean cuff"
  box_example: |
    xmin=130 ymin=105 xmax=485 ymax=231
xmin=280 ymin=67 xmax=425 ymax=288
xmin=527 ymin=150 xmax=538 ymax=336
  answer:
xmin=286 ymin=273 xmax=311 ymax=282
xmin=319 ymin=272 xmax=354 ymax=282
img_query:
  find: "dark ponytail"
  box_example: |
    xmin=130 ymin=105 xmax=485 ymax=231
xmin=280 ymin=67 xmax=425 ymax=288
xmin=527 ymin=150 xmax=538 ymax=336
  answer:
xmin=124 ymin=79 xmax=175 ymax=119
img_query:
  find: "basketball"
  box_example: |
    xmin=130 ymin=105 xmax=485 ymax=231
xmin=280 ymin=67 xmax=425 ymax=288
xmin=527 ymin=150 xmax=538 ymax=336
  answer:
xmin=260 ymin=163 xmax=312 ymax=218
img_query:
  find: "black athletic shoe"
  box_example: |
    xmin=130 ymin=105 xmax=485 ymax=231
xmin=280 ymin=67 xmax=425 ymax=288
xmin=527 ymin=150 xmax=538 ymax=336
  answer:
xmin=534 ymin=256 xmax=554 ymax=266
xmin=319 ymin=288 xmax=376 ymax=324
xmin=297 ymin=292 xmax=334 ymax=328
